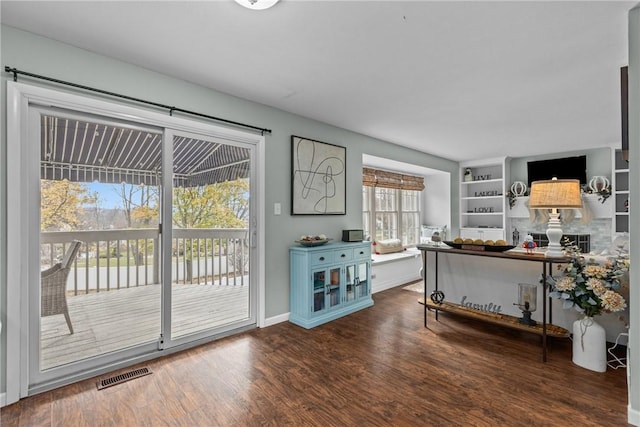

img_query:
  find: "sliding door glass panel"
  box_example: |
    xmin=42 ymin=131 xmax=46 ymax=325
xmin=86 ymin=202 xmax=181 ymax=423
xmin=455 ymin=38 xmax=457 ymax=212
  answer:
xmin=170 ymin=133 xmax=252 ymax=339
xmin=37 ymin=111 xmax=163 ymax=370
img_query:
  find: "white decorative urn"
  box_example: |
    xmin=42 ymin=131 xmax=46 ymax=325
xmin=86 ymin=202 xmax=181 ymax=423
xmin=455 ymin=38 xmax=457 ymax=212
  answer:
xmin=588 ymin=176 xmax=610 ymax=193
xmin=510 ymin=181 xmax=528 ymax=197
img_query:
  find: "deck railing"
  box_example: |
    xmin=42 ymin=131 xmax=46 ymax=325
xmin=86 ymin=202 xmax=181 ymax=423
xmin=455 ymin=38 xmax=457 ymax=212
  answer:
xmin=40 ymin=228 xmax=249 ymax=295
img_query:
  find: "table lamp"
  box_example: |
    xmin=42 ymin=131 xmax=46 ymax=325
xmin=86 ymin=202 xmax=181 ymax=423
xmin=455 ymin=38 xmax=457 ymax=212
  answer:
xmin=528 ymin=178 xmax=582 ymax=257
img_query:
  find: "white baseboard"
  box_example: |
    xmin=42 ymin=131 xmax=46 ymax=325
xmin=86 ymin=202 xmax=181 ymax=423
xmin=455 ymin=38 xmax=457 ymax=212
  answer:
xmin=629 ymin=404 xmax=640 ymax=426
xmin=372 ymin=275 xmax=421 ymax=294
xmin=0 ymin=392 xmax=6 ymax=408
xmin=263 ymin=312 xmax=289 ymax=327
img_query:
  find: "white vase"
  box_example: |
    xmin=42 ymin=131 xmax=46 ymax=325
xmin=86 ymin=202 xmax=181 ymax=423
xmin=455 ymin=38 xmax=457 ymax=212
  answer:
xmin=572 ymin=316 xmax=607 ymax=372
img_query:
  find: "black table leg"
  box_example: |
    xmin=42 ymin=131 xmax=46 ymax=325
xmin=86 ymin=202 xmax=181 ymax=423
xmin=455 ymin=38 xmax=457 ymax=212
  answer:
xmin=423 ymin=250 xmax=428 ymax=327
xmin=541 ymin=261 xmax=548 ymax=362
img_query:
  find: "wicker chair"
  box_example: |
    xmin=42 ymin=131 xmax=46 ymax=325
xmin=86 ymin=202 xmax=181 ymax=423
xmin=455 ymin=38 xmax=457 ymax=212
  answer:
xmin=41 ymin=240 xmax=82 ymax=335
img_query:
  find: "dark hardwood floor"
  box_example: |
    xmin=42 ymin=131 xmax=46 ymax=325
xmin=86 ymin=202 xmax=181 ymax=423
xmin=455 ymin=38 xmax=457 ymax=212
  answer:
xmin=1 ymin=285 xmax=629 ymax=426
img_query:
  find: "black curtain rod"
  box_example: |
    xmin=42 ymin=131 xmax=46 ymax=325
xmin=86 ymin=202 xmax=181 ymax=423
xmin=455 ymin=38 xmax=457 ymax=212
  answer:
xmin=4 ymin=66 xmax=272 ymax=135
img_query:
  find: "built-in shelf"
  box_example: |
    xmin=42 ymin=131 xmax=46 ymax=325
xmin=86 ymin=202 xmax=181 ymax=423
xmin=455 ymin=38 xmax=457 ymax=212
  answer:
xmin=461 ymin=178 xmax=503 ymax=185
xmin=614 ymin=149 xmax=629 ymax=233
xmin=459 ymin=158 xmax=507 ymax=239
xmin=461 ymin=196 xmax=504 ymax=200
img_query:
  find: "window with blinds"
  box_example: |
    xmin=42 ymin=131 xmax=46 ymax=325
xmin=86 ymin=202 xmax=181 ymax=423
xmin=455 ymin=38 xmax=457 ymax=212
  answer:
xmin=362 ymin=167 xmax=424 ymax=246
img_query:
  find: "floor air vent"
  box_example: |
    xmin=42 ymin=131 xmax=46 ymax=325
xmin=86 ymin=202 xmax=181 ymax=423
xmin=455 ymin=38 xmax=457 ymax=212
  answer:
xmin=97 ymin=367 xmax=152 ymax=390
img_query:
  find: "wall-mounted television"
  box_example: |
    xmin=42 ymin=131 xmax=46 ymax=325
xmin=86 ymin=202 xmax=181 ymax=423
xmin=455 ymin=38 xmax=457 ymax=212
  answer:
xmin=527 ymin=155 xmax=587 ymax=187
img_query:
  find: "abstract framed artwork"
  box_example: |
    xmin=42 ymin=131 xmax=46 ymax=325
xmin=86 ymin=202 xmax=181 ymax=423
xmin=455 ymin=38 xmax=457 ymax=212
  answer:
xmin=291 ymin=135 xmax=346 ymax=215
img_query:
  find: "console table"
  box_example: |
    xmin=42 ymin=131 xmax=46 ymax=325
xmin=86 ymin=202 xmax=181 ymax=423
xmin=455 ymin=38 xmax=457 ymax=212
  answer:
xmin=416 ymin=244 xmax=571 ymax=362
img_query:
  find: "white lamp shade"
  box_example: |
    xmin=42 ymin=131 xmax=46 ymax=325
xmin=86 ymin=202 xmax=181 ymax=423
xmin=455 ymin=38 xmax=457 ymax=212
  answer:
xmin=529 ymin=178 xmax=582 ymax=258
xmin=529 ymin=179 xmax=582 ymax=209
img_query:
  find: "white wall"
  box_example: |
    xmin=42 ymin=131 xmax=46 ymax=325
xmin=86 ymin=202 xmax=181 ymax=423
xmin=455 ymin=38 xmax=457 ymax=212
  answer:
xmin=424 ymin=173 xmax=452 ymax=237
xmin=628 ymin=5 xmax=639 ymax=426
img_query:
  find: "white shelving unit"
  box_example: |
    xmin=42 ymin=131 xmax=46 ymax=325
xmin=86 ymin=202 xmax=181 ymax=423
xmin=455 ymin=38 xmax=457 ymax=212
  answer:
xmin=613 ymin=149 xmax=629 ymax=234
xmin=459 ymin=157 xmax=508 ymax=241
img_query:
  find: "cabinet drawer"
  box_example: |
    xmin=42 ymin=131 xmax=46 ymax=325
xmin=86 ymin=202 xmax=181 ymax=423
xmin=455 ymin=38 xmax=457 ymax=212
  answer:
xmin=353 ymin=245 xmax=371 ymax=260
xmin=309 ymin=251 xmax=334 ymax=266
xmin=333 ymin=248 xmax=353 ymax=262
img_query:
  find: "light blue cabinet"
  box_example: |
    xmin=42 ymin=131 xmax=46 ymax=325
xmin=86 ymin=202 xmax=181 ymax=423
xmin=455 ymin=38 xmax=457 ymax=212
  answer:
xmin=289 ymin=241 xmax=373 ymax=329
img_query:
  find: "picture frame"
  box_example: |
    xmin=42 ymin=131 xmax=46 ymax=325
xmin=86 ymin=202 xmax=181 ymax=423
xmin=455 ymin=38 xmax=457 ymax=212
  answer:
xmin=291 ymin=135 xmax=346 ymax=215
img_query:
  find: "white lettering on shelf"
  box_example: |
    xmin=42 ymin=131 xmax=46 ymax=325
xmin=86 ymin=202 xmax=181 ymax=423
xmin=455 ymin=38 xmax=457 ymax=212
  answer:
xmin=460 ymin=295 xmax=502 ymax=314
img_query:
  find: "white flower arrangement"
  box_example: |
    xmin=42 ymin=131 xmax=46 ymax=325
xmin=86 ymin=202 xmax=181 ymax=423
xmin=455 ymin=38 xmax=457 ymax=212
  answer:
xmin=546 ymin=239 xmax=629 ymax=318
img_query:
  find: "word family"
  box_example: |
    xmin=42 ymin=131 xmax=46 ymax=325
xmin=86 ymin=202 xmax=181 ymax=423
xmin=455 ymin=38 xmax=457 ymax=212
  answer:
xmin=460 ymin=296 xmax=502 ymax=314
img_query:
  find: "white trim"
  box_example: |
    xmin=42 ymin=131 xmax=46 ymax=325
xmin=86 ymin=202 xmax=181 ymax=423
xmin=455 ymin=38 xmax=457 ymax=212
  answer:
xmin=628 ymin=7 xmax=639 ymax=424
xmin=0 ymin=392 xmax=6 ymax=408
xmin=5 ymin=81 xmax=266 ymax=403
xmin=6 ymin=84 xmax=27 ymax=404
xmin=629 ymin=404 xmax=640 ymax=427
xmin=263 ymin=312 xmax=289 ymax=327
xmin=161 ymin=128 xmax=174 ymax=342
xmin=257 ymin=136 xmax=267 ymax=327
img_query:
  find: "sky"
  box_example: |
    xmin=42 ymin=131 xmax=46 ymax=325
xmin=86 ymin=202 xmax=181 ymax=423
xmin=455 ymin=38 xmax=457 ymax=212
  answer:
xmin=85 ymin=182 xmax=127 ymax=209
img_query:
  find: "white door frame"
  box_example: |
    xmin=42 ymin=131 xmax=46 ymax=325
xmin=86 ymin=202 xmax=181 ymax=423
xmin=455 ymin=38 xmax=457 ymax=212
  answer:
xmin=6 ymin=82 xmax=266 ymax=404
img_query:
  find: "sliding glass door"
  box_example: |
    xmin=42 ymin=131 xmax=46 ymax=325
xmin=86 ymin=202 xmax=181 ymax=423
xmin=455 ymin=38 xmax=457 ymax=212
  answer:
xmin=164 ymin=130 xmax=256 ymax=346
xmin=21 ymin=99 xmax=258 ymax=393
xmin=31 ymin=107 xmax=164 ymax=386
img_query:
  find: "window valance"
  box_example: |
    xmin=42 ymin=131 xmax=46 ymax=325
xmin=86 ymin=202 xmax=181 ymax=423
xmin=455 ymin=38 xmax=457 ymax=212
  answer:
xmin=362 ymin=167 xmax=425 ymax=191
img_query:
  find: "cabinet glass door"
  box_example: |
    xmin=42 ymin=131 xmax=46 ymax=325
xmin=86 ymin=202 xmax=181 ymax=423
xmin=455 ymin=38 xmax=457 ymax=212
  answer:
xmin=345 ymin=265 xmax=356 ymax=302
xmin=313 ymin=270 xmax=326 ymax=312
xmin=328 ymin=267 xmax=341 ymax=308
xmin=313 ymin=267 xmax=341 ymax=312
xmin=346 ymin=261 xmax=369 ymax=302
xmin=355 ymin=261 xmax=369 ymax=298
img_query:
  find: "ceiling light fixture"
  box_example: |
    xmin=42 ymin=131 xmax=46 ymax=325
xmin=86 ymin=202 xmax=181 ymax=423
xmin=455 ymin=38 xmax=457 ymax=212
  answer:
xmin=234 ymin=0 xmax=280 ymax=10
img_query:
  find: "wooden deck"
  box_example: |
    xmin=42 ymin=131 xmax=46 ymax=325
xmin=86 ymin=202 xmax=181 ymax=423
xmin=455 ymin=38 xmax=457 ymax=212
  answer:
xmin=40 ymin=283 xmax=249 ymax=370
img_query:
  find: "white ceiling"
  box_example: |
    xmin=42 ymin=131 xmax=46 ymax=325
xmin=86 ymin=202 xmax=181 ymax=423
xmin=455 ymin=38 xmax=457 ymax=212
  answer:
xmin=1 ymin=1 xmax=635 ymax=162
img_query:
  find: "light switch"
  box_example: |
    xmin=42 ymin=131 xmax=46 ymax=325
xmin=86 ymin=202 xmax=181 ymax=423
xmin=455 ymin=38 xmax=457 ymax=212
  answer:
xmin=274 ymin=202 xmax=281 ymax=215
